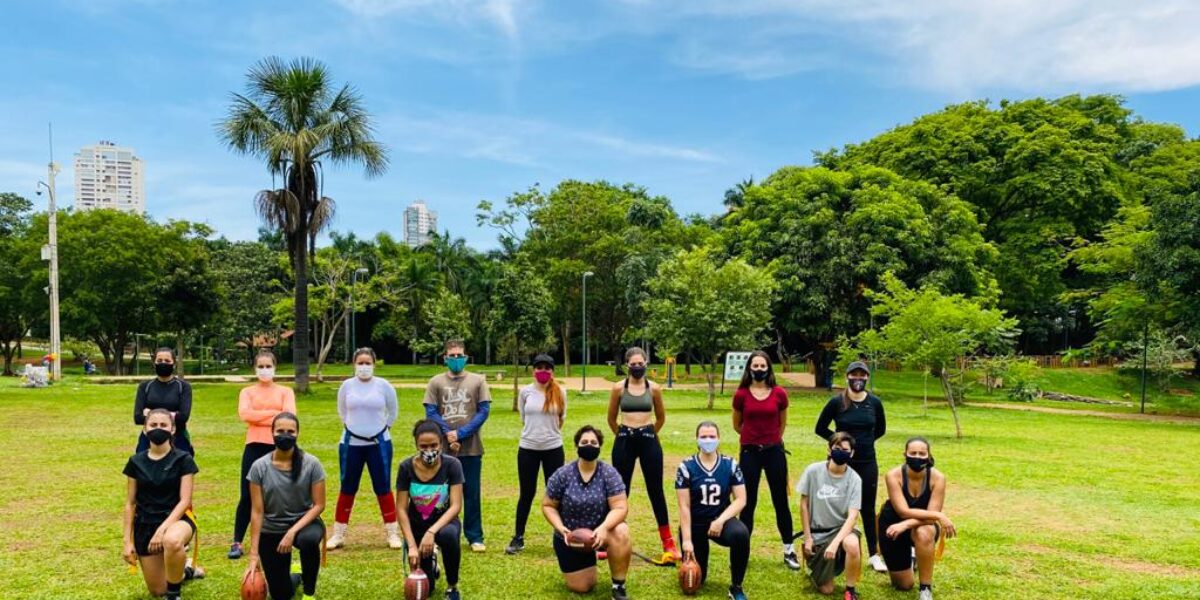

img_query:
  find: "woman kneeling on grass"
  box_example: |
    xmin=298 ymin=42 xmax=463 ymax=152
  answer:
xmin=122 ymin=409 xmax=200 ymax=600
xmin=247 ymin=412 xmax=326 ymax=600
xmin=878 ymin=437 xmax=956 ymax=600
xmin=543 ymin=425 xmax=633 ymax=600
xmin=798 ymin=432 xmax=863 ymax=599
xmin=397 ymin=420 xmax=465 ymax=600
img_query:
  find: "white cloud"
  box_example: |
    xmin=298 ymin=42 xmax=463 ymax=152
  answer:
xmin=379 ymin=108 xmax=721 ymax=166
xmin=332 ymin=0 xmax=524 ymax=39
xmin=625 ymin=0 xmax=1200 ymax=92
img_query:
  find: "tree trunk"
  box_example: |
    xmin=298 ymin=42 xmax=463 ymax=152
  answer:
xmin=16 ymin=337 xmax=22 ymax=359
xmin=175 ymin=333 xmax=185 ymax=377
xmin=706 ymin=358 xmax=717 ymax=409
xmin=511 ymin=348 xmax=520 ymax=411
xmin=292 ymin=227 xmax=311 ymax=393
xmin=2 ymin=340 xmax=15 ymax=376
xmin=775 ymin=329 xmax=791 ymax=373
xmin=1192 ymin=348 xmax=1200 ymax=378
xmin=561 ymin=320 xmax=572 ymax=377
xmin=939 ymin=367 xmax=963 ymax=439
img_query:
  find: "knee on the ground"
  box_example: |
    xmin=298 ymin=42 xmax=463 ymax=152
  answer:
xmin=565 ymin=574 xmax=596 ymax=593
xmin=893 ymin=579 xmax=915 ymax=591
xmin=816 ymin=580 xmax=835 ymax=595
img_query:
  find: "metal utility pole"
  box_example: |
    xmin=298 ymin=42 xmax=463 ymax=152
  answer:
xmin=36 ymin=126 xmax=62 ymax=381
xmin=581 ymin=271 xmax=593 ymax=392
xmin=350 ymin=267 xmax=368 ymax=359
xmin=1140 ymin=324 xmax=1149 ymax=414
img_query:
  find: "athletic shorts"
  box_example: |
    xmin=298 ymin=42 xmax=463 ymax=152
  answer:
xmin=806 ymin=530 xmax=861 ymax=586
xmin=553 ymin=534 xmax=598 ymax=574
xmin=134 ymin=514 xmax=196 ymax=557
xmin=879 ymin=522 xmax=940 ymax=571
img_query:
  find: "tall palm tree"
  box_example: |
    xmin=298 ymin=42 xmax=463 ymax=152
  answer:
xmin=219 ymin=56 xmax=387 ymax=392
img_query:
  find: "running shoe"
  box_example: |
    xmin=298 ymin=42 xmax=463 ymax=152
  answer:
xmin=470 ymin=542 xmax=487 ymax=553
xmin=228 ymin=542 xmax=243 ymax=559
xmin=611 ymin=583 xmax=629 ymax=600
xmin=918 ymin=589 xmax=933 ymax=600
xmin=843 ymin=589 xmax=860 ymax=600
xmin=868 ymin=554 xmax=888 ymax=572
xmin=783 ymin=551 xmax=801 ymax=571
xmin=445 ymin=589 xmax=462 ymax=600
xmin=728 ymin=584 xmax=748 ymax=600
xmin=505 ymin=536 xmax=525 ymax=555
xmin=326 ymin=522 xmax=348 ymax=549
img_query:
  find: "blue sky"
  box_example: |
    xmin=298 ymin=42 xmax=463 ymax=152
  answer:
xmin=4 ymin=0 xmax=1200 ymax=249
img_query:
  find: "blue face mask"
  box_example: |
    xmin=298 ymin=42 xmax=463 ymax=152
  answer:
xmin=697 ymin=437 xmax=719 ymax=454
xmin=445 ymin=356 xmax=468 ymax=374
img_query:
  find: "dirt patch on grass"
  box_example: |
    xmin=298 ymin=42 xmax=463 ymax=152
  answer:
xmin=972 ymin=403 xmax=1200 ymax=424
xmin=1024 ymin=543 xmax=1199 ymax=577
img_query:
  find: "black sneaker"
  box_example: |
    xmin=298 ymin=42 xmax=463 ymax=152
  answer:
xmin=505 ymin=536 xmax=525 ymax=555
xmin=445 ymin=589 xmax=461 ymax=600
xmin=611 ymin=583 xmax=630 ymax=600
xmin=783 ymin=551 xmax=801 ymax=571
xmin=728 ymin=584 xmax=748 ymax=600
xmin=228 ymin=541 xmax=243 ymax=559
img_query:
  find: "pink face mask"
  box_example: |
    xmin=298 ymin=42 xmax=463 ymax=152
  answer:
xmin=534 ymin=370 xmax=553 ymax=384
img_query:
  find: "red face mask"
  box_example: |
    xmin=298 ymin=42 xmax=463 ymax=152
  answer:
xmin=535 ymin=371 xmax=553 ymax=384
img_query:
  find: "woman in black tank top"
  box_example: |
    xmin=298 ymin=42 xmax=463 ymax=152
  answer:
xmin=878 ymin=438 xmax=956 ymax=598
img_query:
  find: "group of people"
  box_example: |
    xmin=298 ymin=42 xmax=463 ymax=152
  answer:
xmin=120 ymin=343 xmax=955 ymax=600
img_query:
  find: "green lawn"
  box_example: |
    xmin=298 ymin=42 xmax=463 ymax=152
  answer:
xmin=0 ymin=379 xmax=1198 ymax=599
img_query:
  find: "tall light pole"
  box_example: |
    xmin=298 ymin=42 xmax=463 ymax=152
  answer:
xmin=581 ymin=271 xmax=593 ymax=392
xmin=350 ymin=267 xmax=369 ymax=358
xmin=36 ymin=159 xmax=62 ymax=382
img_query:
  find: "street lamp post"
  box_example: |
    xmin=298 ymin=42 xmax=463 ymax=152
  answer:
xmin=350 ymin=268 xmax=369 ymax=358
xmin=581 ymin=271 xmax=594 ymax=392
xmin=36 ymin=161 xmax=62 ymax=382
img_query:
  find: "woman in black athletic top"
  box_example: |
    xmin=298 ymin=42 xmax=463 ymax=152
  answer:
xmin=606 ymin=346 xmax=679 ymax=561
xmin=878 ymin=437 xmax=956 ymax=599
xmin=814 ymin=360 xmax=887 ymax=572
xmin=134 ymin=348 xmax=194 ymax=456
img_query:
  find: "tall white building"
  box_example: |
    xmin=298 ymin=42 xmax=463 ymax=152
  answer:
xmin=73 ymin=141 xmax=145 ymax=214
xmin=404 ymin=200 xmax=437 ymax=247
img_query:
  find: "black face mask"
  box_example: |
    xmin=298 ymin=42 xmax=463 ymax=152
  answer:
xmin=577 ymin=445 xmax=601 ymax=462
xmin=848 ymin=378 xmax=867 ymax=393
xmin=154 ymin=362 xmax=174 ymax=378
xmin=751 ymin=369 xmax=769 ymax=382
xmin=906 ymin=456 xmax=929 ymax=472
xmin=830 ymin=448 xmax=852 ymax=465
xmin=628 ymin=366 xmax=647 ymax=380
xmin=273 ymin=434 xmax=297 ymax=451
xmin=146 ymin=427 xmax=172 ymax=446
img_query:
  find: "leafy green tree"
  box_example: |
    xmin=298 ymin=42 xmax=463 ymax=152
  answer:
xmin=854 ymin=273 xmax=1019 ymax=438
xmin=819 ymin=95 xmax=1135 ymax=345
xmin=219 ymin=56 xmax=388 ymax=392
xmin=0 ymin=193 xmax=35 ymax=375
xmin=487 ymin=262 xmax=555 ymax=407
xmin=207 ymin=239 xmax=286 ymax=364
xmin=1139 ymin=177 xmax=1200 ymax=372
xmin=19 ymin=210 xmax=211 ymax=375
xmin=721 ymin=165 xmax=996 ymax=384
xmin=644 ymin=248 xmax=776 ymax=407
xmin=411 ymin=288 xmax=472 ymax=356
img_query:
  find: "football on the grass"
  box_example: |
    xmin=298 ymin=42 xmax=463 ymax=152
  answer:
xmin=240 ymin=567 xmax=267 ymax=600
xmin=678 ymin=558 xmax=702 ymax=595
xmin=566 ymin=528 xmax=596 ymax=551
xmin=404 ymin=568 xmax=430 ymax=600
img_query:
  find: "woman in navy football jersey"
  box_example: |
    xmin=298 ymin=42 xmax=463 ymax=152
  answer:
xmin=675 ymin=421 xmax=750 ymax=600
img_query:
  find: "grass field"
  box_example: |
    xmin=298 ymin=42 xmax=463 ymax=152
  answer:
xmin=1 ymin=376 xmax=1198 ymax=599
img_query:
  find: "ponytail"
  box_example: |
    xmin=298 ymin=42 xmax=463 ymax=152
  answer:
xmin=542 ymin=380 xmax=565 ymax=416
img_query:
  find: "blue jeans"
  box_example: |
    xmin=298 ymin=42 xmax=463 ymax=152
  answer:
xmin=459 ymin=455 xmax=483 ymax=544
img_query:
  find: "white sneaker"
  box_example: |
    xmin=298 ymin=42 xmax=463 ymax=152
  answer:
xmin=326 ymin=522 xmax=348 ymax=549
xmin=919 ymin=588 xmax=933 ymax=600
xmin=470 ymin=542 xmax=486 ymax=553
xmin=385 ymin=522 xmax=404 ymax=549
xmin=868 ymin=554 xmax=888 ymax=572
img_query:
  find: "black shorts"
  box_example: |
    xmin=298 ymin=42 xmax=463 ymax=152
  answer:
xmin=553 ymin=534 xmax=598 ymax=574
xmin=134 ymin=514 xmax=196 ymax=557
xmin=878 ymin=521 xmax=940 ymax=572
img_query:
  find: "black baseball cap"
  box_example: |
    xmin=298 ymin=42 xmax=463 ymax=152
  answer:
xmin=846 ymin=361 xmax=870 ymax=375
xmin=532 ymin=354 xmax=555 ymax=368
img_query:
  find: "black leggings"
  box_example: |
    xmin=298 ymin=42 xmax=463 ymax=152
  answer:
xmin=738 ymin=444 xmax=793 ymax=544
xmin=514 ymin=446 xmax=565 ymax=538
xmin=612 ymin=425 xmax=670 ymax=527
xmin=849 ymin=459 xmax=879 ymax=554
xmin=686 ymin=519 xmax=750 ymax=586
xmin=410 ymin=519 xmax=462 ymax=586
xmin=234 ymin=443 xmax=275 ymax=543
xmin=259 ymin=520 xmax=323 ymax=600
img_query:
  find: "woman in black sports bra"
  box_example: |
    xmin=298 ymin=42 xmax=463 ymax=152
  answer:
xmin=606 ymin=346 xmax=679 ymax=562
xmin=878 ymin=437 xmax=956 ymax=599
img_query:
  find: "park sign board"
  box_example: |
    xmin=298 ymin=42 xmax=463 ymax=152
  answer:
xmin=723 ymin=351 xmax=752 ymax=381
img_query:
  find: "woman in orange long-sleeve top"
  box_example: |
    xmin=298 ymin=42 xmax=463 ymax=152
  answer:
xmin=228 ymin=350 xmax=296 ymax=559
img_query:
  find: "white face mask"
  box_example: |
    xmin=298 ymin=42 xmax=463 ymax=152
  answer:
xmin=256 ymin=367 xmax=275 ymax=382
xmin=355 ymin=364 xmax=374 ymax=380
